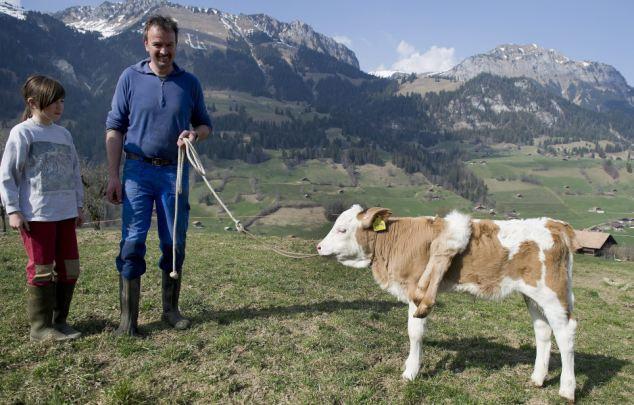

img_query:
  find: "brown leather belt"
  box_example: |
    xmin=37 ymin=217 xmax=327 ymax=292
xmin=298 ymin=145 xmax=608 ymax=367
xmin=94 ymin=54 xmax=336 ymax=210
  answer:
xmin=126 ymin=152 xmax=174 ymax=166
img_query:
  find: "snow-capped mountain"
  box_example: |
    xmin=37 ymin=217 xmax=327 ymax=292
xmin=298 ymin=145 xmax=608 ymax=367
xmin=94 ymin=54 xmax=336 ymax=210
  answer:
xmin=1 ymin=0 xmax=633 ymax=164
xmin=437 ymin=44 xmax=634 ymax=112
xmin=53 ymin=0 xmax=358 ymax=69
xmin=0 ymin=0 xmax=25 ymax=20
xmin=370 ymin=70 xmax=409 ymax=79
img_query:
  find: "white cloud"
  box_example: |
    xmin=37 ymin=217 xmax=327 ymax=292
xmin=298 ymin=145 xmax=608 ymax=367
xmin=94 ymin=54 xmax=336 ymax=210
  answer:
xmin=332 ymin=35 xmax=353 ymax=48
xmin=396 ymin=40 xmax=416 ymax=57
xmin=389 ymin=41 xmax=457 ymax=74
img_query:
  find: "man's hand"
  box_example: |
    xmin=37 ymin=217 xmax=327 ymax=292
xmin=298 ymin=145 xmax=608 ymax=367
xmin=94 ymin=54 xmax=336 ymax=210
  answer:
xmin=76 ymin=207 xmax=85 ymax=228
xmin=9 ymin=212 xmax=30 ymax=232
xmin=177 ymin=130 xmax=198 ymax=148
xmin=106 ymin=176 xmax=123 ymax=204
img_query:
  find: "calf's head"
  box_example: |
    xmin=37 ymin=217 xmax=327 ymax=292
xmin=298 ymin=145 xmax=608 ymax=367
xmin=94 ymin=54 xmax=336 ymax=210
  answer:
xmin=317 ymin=205 xmax=392 ymax=268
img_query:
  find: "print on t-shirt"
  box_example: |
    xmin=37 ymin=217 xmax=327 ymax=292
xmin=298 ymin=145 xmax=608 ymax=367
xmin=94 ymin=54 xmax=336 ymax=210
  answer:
xmin=28 ymin=142 xmax=74 ymax=193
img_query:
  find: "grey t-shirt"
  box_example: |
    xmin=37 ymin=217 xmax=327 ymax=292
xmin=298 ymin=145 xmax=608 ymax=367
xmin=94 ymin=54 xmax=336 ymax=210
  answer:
xmin=0 ymin=118 xmax=84 ymax=221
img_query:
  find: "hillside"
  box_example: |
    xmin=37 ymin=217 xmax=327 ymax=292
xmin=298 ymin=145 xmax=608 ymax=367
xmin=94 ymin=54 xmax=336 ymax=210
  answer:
xmin=1 ymin=1 xmax=634 ymax=210
xmin=0 ymin=230 xmax=632 ymax=403
xmin=436 ymin=43 xmax=634 ymax=113
xmin=175 ymin=147 xmax=634 ymax=247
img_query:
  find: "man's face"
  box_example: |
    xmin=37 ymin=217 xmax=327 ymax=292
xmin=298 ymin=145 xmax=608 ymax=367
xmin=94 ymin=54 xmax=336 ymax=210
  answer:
xmin=144 ymin=26 xmax=177 ymax=73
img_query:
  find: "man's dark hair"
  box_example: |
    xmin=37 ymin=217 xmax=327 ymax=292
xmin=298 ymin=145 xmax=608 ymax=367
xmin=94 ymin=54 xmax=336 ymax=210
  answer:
xmin=143 ymin=15 xmax=178 ymax=43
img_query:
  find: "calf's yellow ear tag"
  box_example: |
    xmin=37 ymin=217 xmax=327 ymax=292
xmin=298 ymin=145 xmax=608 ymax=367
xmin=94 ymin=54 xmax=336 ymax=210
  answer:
xmin=372 ymin=217 xmax=386 ymax=232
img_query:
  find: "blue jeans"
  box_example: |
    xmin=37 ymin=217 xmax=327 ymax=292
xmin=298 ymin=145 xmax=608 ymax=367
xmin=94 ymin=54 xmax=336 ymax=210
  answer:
xmin=116 ymin=158 xmax=190 ymax=280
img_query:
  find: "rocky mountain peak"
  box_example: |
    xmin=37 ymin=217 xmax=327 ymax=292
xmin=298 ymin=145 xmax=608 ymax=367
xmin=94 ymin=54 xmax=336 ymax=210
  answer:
xmin=242 ymin=14 xmax=358 ymax=68
xmin=438 ymin=43 xmax=633 ymax=112
xmin=0 ymin=0 xmax=25 ymax=20
xmin=52 ymin=0 xmax=358 ymax=68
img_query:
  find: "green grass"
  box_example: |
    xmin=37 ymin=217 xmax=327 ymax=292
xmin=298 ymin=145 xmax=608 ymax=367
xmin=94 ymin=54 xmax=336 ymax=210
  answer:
xmin=181 ymin=149 xmax=634 ymax=245
xmin=0 ymin=230 xmax=632 ymax=403
xmin=185 ymin=155 xmax=473 ymax=240
xmin=205 ymin=90 xmax=327 ymax=123
xmin=470 ymin=150 xmax=634 ymax=240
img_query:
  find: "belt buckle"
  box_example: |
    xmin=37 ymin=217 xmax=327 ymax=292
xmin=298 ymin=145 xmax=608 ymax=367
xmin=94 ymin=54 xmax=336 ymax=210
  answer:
xmin=151 ymin=157 xmax=164 ymax=166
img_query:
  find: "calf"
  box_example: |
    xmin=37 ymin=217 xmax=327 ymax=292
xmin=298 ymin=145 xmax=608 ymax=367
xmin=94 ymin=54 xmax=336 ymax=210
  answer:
xmin=317 ymin=205 xmax=578 ymax=402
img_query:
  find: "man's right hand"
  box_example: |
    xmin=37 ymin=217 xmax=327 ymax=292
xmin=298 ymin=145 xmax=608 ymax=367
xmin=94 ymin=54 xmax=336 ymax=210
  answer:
xmin=9 ymin=212 xmax=30 ymax=232
xmin=106 ymin=177 xmax=123 ymax=204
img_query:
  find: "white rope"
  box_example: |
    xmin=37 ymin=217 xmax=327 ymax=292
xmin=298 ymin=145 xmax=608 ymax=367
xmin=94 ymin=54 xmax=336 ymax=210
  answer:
xmin=170 ymin=144 xmax=184 ymax=279
xmin=170 ymin=139 xmax=317 ymax=279
xmin=182 ymin=138 xmax=244 ymax=231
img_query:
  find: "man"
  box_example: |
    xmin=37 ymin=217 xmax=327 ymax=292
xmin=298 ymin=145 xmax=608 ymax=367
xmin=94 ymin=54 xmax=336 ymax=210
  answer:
xmin=105 ymin=15 xmax=212 ymax=336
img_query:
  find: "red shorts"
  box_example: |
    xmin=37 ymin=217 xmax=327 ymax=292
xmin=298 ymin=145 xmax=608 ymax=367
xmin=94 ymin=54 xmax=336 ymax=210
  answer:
xmin=20 ymin=218 xmax=80 ymax=286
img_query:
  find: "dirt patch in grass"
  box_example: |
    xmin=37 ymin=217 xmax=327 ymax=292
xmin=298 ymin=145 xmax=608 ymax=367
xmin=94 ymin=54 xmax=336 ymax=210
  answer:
xmin=240 ymin=194 xmax=260 ymax=203
xmin=357 ymin=163 xmax=421 ymax=187
xmin=254 ymin=207 xmax=327 ymax=226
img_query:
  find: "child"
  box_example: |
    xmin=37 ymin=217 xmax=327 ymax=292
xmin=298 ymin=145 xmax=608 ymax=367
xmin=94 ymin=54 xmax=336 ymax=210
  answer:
xmin=0 ymin=75 xmax=85 ymax=342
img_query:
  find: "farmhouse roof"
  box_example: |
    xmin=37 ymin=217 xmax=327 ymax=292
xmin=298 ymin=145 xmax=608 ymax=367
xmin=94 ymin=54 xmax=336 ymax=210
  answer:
xmin=574 ymin=230 xmax=617 ymax=250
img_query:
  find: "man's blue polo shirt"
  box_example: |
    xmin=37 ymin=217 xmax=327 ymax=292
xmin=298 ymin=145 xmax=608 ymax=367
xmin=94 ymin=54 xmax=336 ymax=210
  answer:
xmin=106 ymin=59 xmax=212 ymax=163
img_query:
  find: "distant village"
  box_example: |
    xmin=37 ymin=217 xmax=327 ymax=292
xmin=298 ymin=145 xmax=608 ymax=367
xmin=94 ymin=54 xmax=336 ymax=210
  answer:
xmin=472 ymin=204 xmax=633 ymax=259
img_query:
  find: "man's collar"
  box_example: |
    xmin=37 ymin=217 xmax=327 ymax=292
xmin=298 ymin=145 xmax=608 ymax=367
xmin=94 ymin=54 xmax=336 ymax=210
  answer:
xmin=140 ymin=58 xmax=183 ymax=76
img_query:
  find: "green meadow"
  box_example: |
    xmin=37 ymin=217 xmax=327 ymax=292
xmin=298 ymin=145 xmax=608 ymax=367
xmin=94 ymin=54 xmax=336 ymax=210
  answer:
xmin=0 ymin=230 xmax=632 ymax=403
xmin=183 ymin=146 xmax=633 ymax=246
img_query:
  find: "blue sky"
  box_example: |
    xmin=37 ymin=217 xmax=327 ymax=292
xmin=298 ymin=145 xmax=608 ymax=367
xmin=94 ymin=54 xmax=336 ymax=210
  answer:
xmin=19 ymin=0 xmax=634 ymax=85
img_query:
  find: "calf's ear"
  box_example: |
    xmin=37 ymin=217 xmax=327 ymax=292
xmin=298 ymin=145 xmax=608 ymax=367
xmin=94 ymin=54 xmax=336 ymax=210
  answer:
xmin=359 ymin=207 xmax=392 ymax=229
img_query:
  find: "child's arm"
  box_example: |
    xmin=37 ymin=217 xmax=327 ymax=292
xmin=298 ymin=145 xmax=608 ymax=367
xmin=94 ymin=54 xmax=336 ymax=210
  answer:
xmin=76 ymin=207 xmax=84 ymax=228
xmin=71 ymin=140 xmax=84 ymax=227
xmin=8 ymin=212 xmax=30 ymax=232
xmin=0 ymin=130 xmax=28 ymax=223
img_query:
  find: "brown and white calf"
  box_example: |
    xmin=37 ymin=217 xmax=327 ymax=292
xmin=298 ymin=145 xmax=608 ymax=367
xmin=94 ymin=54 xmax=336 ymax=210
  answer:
xmin=317 ymin=205 xmax=578 ymax=401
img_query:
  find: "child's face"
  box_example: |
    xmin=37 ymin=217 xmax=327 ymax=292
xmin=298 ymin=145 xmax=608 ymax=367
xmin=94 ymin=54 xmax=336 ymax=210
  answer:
xmin=31 ymin=98 xmax=64 ymax=124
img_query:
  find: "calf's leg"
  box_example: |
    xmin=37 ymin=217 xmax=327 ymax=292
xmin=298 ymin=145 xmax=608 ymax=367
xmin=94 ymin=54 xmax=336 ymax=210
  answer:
xmin=539 ymin=298 xmax=577 ymax=402
xmin=413 ymin=253 xmax=453 ymax=318
xmin=523 ymin=295 xmax=552 ymax=387
xmin=403 ymin=301 xmax=428 ymax=380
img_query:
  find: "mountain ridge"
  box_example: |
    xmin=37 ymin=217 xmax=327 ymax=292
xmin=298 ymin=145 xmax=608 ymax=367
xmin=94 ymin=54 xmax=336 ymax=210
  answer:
xmin=436 ymin=43 xmax=634 ymax=112
xmin=53 ymin=0 xmax=359 ymax=69
xmin=0 ymin=5 xmax=632 ymax=158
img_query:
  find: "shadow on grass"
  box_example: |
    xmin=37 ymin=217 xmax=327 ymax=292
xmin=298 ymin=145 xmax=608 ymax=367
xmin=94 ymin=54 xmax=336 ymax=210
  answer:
xmin=73 ymin=317 xmax=117 ymax=337
xmin=192 ymin=299 xmax=402 ymax=325
xmin=425 ymin=337 xmax=629 ymax=400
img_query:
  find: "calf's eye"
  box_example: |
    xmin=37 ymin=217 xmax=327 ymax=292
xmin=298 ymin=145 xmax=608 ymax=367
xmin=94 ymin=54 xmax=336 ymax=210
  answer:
xmin=336 ymin=228 xmax=347 ymax=234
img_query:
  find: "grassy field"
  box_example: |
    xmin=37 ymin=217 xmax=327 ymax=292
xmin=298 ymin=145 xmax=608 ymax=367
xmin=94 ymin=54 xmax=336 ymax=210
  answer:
xmin=469 ymin=146 xmax=634 ymax=246
xmin=186 ymin=155 xmax=472 ymax=240
xmin=204 ymin=90 xmax=327 ymax=123
xmin=182 ymin=148 xmax=634 ymax=247
xmin=1 ymin=229 xmax=632 ymax=403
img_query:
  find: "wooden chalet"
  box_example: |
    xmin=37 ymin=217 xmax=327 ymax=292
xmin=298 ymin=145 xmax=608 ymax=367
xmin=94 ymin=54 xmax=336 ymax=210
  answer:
xmin=574 ymin=230 xmax=617 ymax=256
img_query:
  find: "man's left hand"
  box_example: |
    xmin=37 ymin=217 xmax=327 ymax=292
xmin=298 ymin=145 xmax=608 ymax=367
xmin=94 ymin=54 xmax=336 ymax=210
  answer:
xmin=177 ymin=130 xmax=197 ymax=148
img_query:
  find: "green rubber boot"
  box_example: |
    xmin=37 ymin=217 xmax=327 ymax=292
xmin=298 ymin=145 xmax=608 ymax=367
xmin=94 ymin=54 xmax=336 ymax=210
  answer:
xmin=27 ymin=284 xmax=72 ymax=342
xmin=161 ymin=272 xmax=191 ymax=330
xmin=114 ymin=275 xmax=143 ymax=337
xmin=53 ymin=283 xmax=81 ymax=339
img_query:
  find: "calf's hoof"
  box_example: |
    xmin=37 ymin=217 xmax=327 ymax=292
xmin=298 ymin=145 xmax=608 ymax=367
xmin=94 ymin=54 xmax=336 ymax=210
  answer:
xmin=530 ymin=371 xmax=547 ymax=387
xmin=413 ymin=303 xmax=432 ymax=318
xmin=402 ymin=368 xmax=418 ymax=381
xmin=559 ymin=388 xmax=575 ymax=404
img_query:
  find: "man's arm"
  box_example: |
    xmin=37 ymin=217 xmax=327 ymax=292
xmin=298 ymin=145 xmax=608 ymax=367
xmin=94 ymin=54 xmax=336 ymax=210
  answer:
xmin=194 ymin=124 xmax=211 ymax=142
xmin=106 ymin=129 xmax=124 ymax=204
xmin=177 ymin=125 xmax=211 ymax=147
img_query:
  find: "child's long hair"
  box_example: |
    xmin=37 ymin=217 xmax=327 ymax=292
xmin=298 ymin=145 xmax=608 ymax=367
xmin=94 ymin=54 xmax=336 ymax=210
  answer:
xmin=21 ymin=75 xmax=65 ymax=121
